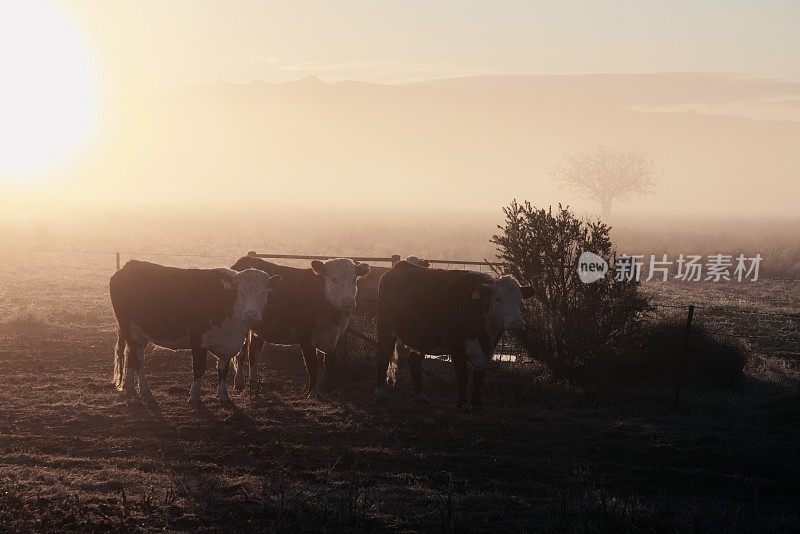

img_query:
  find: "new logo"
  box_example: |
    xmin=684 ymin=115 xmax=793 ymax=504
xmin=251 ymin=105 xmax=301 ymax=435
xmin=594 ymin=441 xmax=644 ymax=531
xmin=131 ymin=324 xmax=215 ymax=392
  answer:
xmin=577 ymin=251 xmax=609 ymax=283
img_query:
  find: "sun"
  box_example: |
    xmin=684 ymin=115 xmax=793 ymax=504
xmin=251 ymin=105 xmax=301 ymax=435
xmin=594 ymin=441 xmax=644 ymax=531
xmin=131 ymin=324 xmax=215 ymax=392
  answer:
xmin=0 ymin=1 xmax=96 ymax=182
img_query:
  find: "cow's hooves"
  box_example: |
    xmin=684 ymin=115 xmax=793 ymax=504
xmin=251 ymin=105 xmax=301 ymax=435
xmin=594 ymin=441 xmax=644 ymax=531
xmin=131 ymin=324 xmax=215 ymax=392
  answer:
xmin=233 ymin=382 xmax=245 ymax=391
xmin=219 ymin=398 xmax=234 ymax=408
xmin=187 ymin=397 xmax=202 ymax=406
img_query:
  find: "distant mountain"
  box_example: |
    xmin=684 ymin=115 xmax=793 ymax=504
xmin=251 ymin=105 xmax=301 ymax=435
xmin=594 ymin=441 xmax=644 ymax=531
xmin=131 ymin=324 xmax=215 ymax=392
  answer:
xmin=70 ymin=73 xmax=800 ymax=215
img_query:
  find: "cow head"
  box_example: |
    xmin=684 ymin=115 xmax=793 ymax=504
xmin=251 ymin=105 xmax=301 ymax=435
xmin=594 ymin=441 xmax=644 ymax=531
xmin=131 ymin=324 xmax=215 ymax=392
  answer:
xmin=472 ymin=275 xmax=534 ymax=332
xmin=311 ymin=258 xmax=370 ymax=311
xmin=405 ymin=255 xmax=430 ymax=267
xmin=229 ymin=268 xmax=282 ymax=324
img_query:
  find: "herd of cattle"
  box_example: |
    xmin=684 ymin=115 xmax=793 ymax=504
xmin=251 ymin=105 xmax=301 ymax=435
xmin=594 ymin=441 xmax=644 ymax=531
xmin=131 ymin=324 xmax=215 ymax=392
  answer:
xmin=109 ymin=255 xmax=534 ymax=408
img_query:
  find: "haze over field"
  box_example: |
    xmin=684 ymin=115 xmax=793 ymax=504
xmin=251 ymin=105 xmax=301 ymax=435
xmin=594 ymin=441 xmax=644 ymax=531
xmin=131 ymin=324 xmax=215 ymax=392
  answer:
xmin=3 ymin=72 xmax=800 ymax=217
xmin=2 ymin=4 xmax=800 ymax=531
xmin=1 ymin=1 xmax=800 ymax=220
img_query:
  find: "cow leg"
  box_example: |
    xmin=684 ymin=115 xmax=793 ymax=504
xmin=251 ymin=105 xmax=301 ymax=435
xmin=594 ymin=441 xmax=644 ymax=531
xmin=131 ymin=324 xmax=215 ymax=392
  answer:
xmin=137 ymin=347 xmax=152 ymax=398
xmin=450 ymin=349 xmax=469 ymax=408
xmin=188 ymin=341 xmax=207 ymax=405
xmin=122 ymin=342 xmax=142 ymax=396
xmin=301 ymin=342 xmax=321 ymax=397
xmin=470 ymin=368 xmax=486 ymax=408
xmin=233 ymin=335 xmax=249 ymax=390
xmin=374 ymin=324 xmax=396 ymax=404
xmin=234 ymin=333 xmax=264 ymax=392
xmin=389 ymin=343 xmax=406 ymax=386
xmin=248 ymin=334 xmax=265 ymax=394
xmin=217 ymin=357 xmax=233 ymax=405
xmin=408 ymin=351 xmax=429 ymax=405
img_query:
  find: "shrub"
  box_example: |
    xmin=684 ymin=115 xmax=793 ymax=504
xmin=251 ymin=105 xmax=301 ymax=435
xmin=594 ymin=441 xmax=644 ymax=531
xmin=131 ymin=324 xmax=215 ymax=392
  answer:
xmin=491 ymin=201 xmax=650 ymax=385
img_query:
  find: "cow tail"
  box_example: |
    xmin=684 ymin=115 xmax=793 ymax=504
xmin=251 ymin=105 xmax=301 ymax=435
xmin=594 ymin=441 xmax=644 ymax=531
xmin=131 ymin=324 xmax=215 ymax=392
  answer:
xmin=386 ymin=344 xmax=399 ymax=387
xmin=113 ymin=329 xmax=127 ymax=390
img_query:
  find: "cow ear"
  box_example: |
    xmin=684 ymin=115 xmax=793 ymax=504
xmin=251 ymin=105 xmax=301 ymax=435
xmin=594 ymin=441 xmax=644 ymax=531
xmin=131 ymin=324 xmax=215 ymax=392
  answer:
xmin=520 ymin=286 xmax=535 ymax=299
xmin=421 ymin=259 xmax=430 ymax=268
xmin=269 ymin=274 xmax=283 ymax=290
xmin=471 ymin=283 xmax=491 ymax=300
xmin=311 ymin=260 xmax=325 ymax=276
xmin=356 ymin=262 xmax=370 ymax=278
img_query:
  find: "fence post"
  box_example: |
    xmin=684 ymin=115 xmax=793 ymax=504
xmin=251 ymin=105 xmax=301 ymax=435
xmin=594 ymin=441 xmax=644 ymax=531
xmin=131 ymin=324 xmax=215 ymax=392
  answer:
xmin=674 ymin=304 xmax=695 ymax=409
xmin=116 ymin=252 xmax=120 ymax=271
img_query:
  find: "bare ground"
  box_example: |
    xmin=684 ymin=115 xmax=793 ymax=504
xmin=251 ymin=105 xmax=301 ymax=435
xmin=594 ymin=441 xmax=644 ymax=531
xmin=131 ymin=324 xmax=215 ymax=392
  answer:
xmin=1 ymin=327 xmax=799 ymax=532
xmin=1 ymin=260 xmax=798 ymax=532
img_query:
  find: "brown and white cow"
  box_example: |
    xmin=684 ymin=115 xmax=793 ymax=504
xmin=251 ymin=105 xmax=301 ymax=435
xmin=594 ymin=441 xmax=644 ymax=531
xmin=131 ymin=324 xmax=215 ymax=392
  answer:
xmin=230 ymin=256 xmax=370 ymax=396
xmin=110 ymin=260 xmax=279 ymax=405
xmin=375 ymin=261 xmax=533 ymax=407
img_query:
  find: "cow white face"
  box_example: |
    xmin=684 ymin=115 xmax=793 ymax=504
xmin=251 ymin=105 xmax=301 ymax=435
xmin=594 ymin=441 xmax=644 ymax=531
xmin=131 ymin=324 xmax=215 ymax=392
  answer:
xmin=230 ymin=269 xmax=281 ymax=324
xmin=312 ymin=258 xmax=370 ymax=311
xmin=476 ymin=275 xmax=534 ymax=331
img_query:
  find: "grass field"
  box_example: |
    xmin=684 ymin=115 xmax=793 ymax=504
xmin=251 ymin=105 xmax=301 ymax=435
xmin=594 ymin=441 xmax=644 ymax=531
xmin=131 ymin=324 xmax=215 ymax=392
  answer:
xmin=0 ymin=334 xmax=799 ymax=532
xmin=1 ymin=220 xmax=799 ymax=531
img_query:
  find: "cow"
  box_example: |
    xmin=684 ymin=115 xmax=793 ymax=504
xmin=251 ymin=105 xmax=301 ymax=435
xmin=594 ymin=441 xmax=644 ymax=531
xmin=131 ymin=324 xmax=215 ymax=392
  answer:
xmin=230 ymin=256 xmax=370 ymax=396
xmin=110 ymin=260 xmax=280 ymax=405
xmin=353 ymin=256 xmax=428 ymax=315
xmin=374 ymin=261 xmax=534 ymax=408
xmin=385 ymin=256 xmax=431 ymax=401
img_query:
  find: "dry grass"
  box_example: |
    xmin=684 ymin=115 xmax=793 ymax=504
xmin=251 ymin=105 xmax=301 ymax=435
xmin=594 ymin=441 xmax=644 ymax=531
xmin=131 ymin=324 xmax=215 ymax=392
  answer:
xmin=1 ymin=324 xmax=799 ymax=531
xmin=1 ymin=222 xmax=798 ymax=532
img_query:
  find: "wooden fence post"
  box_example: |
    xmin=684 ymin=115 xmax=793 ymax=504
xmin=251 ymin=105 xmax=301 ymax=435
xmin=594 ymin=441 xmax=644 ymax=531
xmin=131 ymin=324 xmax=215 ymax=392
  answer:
xmin=674 ymin=304 xmax=695 ymax=409
xmin=116 ymin=252 xmax=120 ymax=271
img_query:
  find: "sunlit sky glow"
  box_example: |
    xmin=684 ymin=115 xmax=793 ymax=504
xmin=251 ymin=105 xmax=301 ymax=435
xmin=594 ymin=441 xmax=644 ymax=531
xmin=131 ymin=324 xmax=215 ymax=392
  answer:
xmin=0 ymin=1 xmax=798 ymax=216
xmin=67 ymin=0 xmax=800 ymax=88
xmin=0 ymin=1 xmax=96 ymax=180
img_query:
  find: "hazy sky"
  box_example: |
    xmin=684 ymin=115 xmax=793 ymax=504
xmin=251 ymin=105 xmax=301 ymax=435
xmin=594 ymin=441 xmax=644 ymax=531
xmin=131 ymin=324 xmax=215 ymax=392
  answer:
xmin=2 ymin=1 xmax=799 ymax=216
xmin=66 ymin=0 xmax=800 ymax=88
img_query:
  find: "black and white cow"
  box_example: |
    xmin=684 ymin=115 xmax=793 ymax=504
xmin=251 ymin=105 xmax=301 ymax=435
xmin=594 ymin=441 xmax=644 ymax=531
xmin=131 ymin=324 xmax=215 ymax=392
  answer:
xmin=386 ymin=256 xmax=431 ymax=400
xmin=230 ymin=256 xmax=370 ymax=396
xmin=375 ymin=261 xmax=534 ymax=407
xmin=110 ymin=260 xmax=280 ymax=405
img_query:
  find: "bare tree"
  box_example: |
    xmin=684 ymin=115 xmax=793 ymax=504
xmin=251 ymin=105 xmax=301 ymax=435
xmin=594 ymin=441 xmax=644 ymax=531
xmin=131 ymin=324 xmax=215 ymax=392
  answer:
xmin=551 ymin=146 xmax=657 ymax=214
